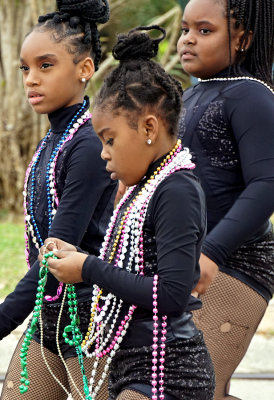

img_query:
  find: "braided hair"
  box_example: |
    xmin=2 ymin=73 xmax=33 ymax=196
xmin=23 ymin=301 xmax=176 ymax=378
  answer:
xmin=32 ymin=0 xmax=110 ymax=71
xmin=94 ymin=26 xmax=184 ymax=136
xmin=225 ymin=0 xmax=273 ymax=84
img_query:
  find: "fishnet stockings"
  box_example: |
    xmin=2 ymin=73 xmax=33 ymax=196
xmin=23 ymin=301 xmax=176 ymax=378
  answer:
xmin=116 ymin=389 xmax=150 ymax=400
xmin=1 ymin=336 xmax=108 ymax=400
xmin=193 ymin=271 xmax=267 ymax=400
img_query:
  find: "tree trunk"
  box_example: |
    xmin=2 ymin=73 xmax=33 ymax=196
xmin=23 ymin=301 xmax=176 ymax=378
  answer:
xmin=0 ymin=0 xmax=51 ymax=212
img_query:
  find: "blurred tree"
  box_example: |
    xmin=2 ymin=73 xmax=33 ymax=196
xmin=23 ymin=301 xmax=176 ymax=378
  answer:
xmin=0 ymin=0 xmax=188 ymax=213
xmin=0 ymin=0 xmax=52 ymax=213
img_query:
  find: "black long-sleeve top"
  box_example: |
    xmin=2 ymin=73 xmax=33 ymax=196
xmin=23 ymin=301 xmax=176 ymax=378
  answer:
xmin=0 ymin=97 xmax=117 ymax=340
xmin=81 ymin=158 xmax=206 ymax=347
xmin=179 ymin=70 xmax=274 ymax=298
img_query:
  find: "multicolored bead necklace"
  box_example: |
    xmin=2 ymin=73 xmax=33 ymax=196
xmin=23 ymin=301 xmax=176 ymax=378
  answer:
xmin=23 ymin=100 xmax=91 ymax=301
xmin=81 ymin=140 xmax=195 ymax=399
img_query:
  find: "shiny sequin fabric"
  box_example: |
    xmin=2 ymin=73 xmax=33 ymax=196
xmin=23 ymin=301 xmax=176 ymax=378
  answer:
xmin=196 ymin=100 xmax=240 ymax=169
xmin=108 ymin=331 xmax=215 ymax=400
xmin=223 ymin=230 xmax=274 ymax=297
xmin=33 ymin=300 xmax=91 ymax=359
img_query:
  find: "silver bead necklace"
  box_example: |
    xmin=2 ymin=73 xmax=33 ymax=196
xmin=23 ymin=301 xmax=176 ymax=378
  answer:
xmin=198 ymin=76 xmax=274 ymax=94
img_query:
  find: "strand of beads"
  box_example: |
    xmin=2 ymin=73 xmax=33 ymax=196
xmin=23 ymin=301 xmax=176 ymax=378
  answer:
xmin=19 ymin=254 xmax=50 ymax=394
xmin=39 ymin=284 xmax=73 ymax=398
xmin=151 ymin=275 xmax=167 ymax=400
xmin=198 ymin=76 xmax=274 ymax=94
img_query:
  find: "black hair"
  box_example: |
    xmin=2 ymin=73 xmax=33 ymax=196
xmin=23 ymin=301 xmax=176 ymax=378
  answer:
xmin=225 ymin=0 xmax=273 ymax=84
xmin=93 ymin=26 xmax=184 ymax=136
xmin=32 ymin=0 xmax=110 ymax=71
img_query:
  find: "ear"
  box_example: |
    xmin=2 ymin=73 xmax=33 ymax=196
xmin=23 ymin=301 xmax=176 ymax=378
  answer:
xmin=235 ymin=29 xmax=253 ymax=52
xmin=140 ymin=114 xmax=159 ymax=145
xmin=78 ymin=57 xmax=95 ymax=82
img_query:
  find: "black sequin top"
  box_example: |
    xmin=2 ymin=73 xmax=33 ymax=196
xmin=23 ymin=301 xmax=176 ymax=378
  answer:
xmin=179 ymin=69 xmax=274 ymax=300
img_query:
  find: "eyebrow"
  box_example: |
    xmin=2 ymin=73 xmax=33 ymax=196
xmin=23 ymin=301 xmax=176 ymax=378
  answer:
xmin=96 ymin=127 xmax=111 ymax=137
xmin=181 ymin=19 xmax=215 ymax=26
xmin=20 ymin=54 xmax=57 ymax=62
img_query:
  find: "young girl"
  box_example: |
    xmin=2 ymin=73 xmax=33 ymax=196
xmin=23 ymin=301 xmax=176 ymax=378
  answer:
xmin=39 ymin=25 xmax=215 ymax=400
xmin=177 ymin=0 xmax=274 ymax=399
xmin=0 ymin=1 xmax=116 ymax=399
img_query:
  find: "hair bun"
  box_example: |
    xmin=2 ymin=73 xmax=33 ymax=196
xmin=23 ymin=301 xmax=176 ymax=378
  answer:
xmin=112 ymin=25 xmax=166 ymax=62
xmin=56 ymin=0 xmax=110 ymax=24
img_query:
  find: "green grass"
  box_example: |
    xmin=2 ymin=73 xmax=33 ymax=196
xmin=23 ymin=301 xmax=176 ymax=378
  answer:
xmin=0 ymin=220 xmax=26 ymax=298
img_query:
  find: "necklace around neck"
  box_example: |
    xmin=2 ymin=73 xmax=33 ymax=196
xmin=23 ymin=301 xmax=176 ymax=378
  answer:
xmin=198 ymin=76 xmax=274 ymax=94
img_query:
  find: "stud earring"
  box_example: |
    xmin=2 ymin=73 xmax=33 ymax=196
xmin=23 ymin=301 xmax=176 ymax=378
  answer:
xmin=147 ymin=139 xmax=152 ymax=145
xmin=81 ymin=77 xmax=86 ymax=83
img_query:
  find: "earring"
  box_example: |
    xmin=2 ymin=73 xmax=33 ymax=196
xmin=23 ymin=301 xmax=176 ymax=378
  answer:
xmin=81 ymin=77 xmax=86 ymax=83
xmin=146 ymin=139 xmax=152 ymax=145
xmin=241 ymin=48 xmax=245 ymax=52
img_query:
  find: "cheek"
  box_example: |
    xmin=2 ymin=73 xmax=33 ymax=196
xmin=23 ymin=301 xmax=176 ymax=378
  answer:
xmin=177 ymin=35 xmax=183 ymax=52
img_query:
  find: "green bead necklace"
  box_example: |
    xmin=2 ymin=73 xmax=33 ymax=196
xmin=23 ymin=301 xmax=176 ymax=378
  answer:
xmin=19 ymin=255 xmax=49 ymax=394
xmin=20 ymin=251 xmax=92 ymax=399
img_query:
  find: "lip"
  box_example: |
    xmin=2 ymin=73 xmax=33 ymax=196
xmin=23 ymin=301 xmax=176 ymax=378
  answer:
xmin=107 ymin=167 xmax=118 ymax=181
xmin=27 ymin=91 xmax=45 ymax=105
xmin=181 ymin=49 xmax=197 ymax=60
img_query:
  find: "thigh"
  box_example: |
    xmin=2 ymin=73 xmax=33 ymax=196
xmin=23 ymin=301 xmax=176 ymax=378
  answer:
xmin=1 ymin=335 xmax=69 ymax=400
xmin=66 ymin=355 xmax=109 ymax=400
xmin=193 ymin=271 xmax=267 ymax=398
xmin=116 ymin=389 xmax=150 ymax=400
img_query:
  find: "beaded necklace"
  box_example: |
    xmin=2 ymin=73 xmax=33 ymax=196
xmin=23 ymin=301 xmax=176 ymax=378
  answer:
xmin=81 ymin=140 xmax=195 ymax=399
xmin=23 ymin=100 xmax=91 ymax=301
xmin=198 ymin=76 xmax=274 ymax=94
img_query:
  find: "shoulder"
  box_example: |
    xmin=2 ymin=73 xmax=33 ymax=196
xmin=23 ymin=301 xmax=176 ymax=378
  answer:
xmin=153 ymin=169 xmax=205 ymax=210
xmin=224 ymin=79 xmax=273 ymax=99
xmin=66 ymin=120 xmax=102 ymax=155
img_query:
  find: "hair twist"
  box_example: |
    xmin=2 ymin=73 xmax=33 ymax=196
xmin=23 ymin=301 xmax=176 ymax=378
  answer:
xmin=94 ymin=25 xmax=183 ymax=137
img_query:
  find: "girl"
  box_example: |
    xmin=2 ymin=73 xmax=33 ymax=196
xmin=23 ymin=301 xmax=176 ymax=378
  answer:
xmin=177 ymin=0 xmax=274 ymax=399
xmin=1 ymin=1 xmax=116 ymax=399
xmin=40 ymin=25 xmax=215 ymax=400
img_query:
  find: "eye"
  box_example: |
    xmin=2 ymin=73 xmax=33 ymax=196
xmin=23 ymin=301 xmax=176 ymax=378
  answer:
xmin=106 ymin=138 xmax=113 ymax=146
xmin=19 ymin=65 xmax=29 ymax=72
xmin=200 ymin=28 xmax=211 ymax=35
xmin=41 ymin=62 xmax=53 ymax=69
xmin=181 ymin=27 xmax=189 ymax=34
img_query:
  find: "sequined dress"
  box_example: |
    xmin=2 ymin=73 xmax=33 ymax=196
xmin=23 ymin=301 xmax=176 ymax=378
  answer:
xmin=179 ymin=69 xmax=274 ymax=301
xmin=82 ymin=159 xmax=215 ymax=399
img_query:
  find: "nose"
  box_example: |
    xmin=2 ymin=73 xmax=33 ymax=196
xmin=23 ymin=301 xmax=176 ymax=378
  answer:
xmin=101 ymin=145 xmax=110 ymax=161
xmin=178 ymin=31 xmax=196 ymax=47
xmin=24 ymin=69 xmax=40 ymax=87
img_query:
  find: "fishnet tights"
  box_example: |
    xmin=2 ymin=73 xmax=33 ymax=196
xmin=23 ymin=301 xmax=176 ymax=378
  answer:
xmin=1 ymin=336 xmax=108 ymax=400
xmin=193 ymin=271 xmax=267 ymax=400
xmin=116 ymin=389 xmax=150 ymax=400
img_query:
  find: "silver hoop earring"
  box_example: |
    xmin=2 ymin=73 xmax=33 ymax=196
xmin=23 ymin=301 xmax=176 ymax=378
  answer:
xmin=147 ymin=139 xmax=152 ymax=145
xmin=81 ymin=77 xmax=86 ymax=83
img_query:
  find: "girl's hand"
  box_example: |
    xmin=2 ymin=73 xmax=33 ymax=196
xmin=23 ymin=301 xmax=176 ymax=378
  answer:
xmin=193 ymin=253 xmax=219 ymax=295
xmin=43 ymin=250 xmax=88 ymax=284
xmin=39 ymin=237 xmax=77 ymax=259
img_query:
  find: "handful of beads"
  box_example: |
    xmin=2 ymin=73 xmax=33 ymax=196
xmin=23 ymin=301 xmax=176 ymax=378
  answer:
xmin=19 ymin=250 xmax=91 ymax=399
